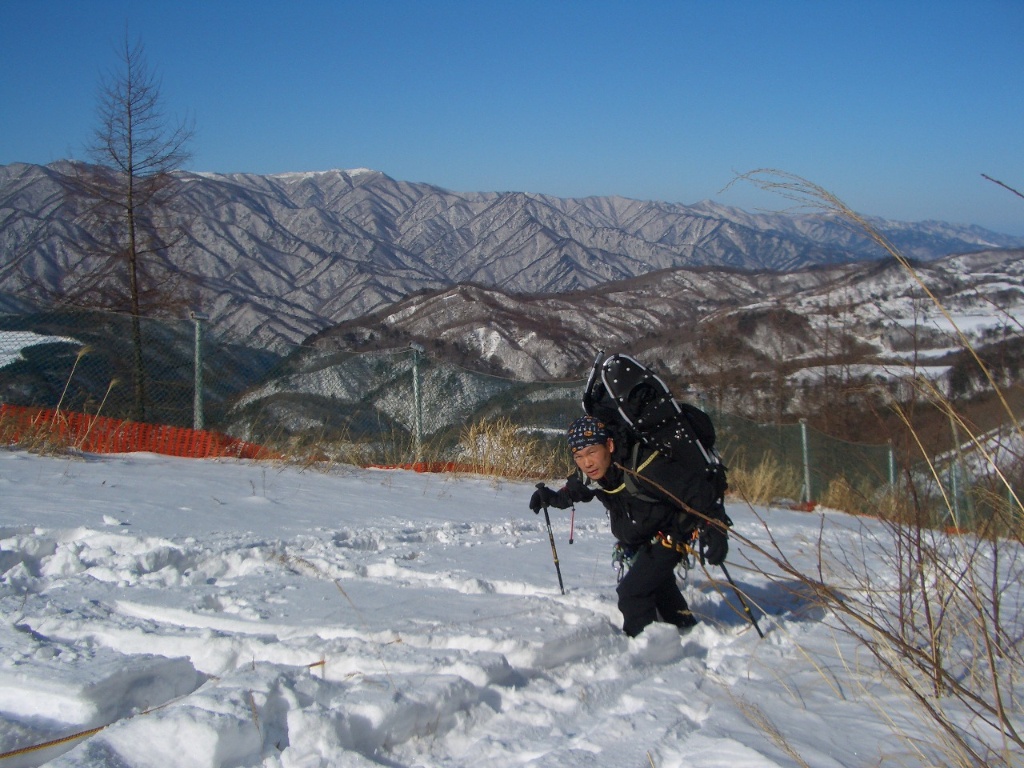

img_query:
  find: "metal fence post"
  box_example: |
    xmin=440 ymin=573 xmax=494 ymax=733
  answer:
xmin=190 ymin=312 xmax=208 ymax=431
xmin=800 ymin=418 xmax=812 ymax=503
xmin=410 ymin=342 xmax=424 ymax=461
xmin=888 ymin=440 xmax=896 ymax=487
xmin=947 ymin=415 xmax=961 ymax=529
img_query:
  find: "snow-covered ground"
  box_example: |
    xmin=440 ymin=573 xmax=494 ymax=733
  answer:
xmin=0 ymin=332 xmax=81 ymax=369
xmin=0 ymin=450 xmax=1020 ymax=767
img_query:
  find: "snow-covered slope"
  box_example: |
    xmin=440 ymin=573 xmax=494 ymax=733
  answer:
xmin=2 ymin=450 xmax=1020 ymax=766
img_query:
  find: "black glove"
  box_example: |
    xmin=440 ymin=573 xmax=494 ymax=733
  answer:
xmin=564 ymin=475 xmax=595 ymax=503
xmin=699 ymin=516 xmax=730 ymax=566
xmin=529 ymin=485 xmax=560 ymax=513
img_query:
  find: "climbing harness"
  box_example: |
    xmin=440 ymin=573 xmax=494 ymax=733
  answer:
xmin=611 ymin=529 xmax=699 ymax=583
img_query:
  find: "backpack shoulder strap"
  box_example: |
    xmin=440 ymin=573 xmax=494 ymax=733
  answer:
xmin=622 ymin=442 xmax=660 ymax=503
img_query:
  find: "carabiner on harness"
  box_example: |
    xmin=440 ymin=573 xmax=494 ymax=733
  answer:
xmin=611 ymin=543 xmax=639 ymax=582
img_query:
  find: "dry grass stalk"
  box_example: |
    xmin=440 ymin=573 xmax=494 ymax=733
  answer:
xmin=726 ymin=169 xmax=1024 ymax=765
xmin=725 ymin=451 xmax=802 ymax=506
xmin=731 ymin=695 xmax=812 ymax=768
xmin=458 ymin=417 xmax=566 ymax=480
xmin=53 ymin=345 xmax=91 ymax=419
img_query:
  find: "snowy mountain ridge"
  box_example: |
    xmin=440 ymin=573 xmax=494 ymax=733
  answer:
xmin=310 ymin=247 xmax=1024 ymax=382
xmin=2 ymin=161 xmax=1022 ymax=351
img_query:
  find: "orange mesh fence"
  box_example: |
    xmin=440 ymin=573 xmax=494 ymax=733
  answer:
xmin=0 ymin=404 xmax=280 ymax=460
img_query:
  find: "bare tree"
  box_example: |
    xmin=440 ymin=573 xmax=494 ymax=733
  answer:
xmin=66 ymin=34 xmax=194 ymax=421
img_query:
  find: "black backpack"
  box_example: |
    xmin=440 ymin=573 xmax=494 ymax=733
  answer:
xmin=582 ymin=351 xmax=728 ymax=503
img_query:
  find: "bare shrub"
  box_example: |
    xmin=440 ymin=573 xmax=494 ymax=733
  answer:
xmin=729 ymin=169 xmax=1024 ymax=764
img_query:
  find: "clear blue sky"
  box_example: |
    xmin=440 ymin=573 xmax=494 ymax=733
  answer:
xmin=3 ymin=0 xmax=1023 ymax=234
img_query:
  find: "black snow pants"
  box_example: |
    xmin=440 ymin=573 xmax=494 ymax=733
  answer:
xmin=616 ymin=542 xmax=694 ymax=637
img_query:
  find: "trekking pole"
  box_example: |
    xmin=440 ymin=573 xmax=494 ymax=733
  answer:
xmin=687 ymin=540 xmax=765 ymax=639
xmin=536 ymin=483 xmax=566 ymax=594
xmin=718 ymin=561 xmax=764 ymax=638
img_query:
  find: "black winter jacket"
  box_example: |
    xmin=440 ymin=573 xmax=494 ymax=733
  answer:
xmin=552 ymin=440 xmax=720 ymax=547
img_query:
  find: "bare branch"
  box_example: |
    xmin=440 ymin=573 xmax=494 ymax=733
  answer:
xmin=981 ymin=173 xmax=1024 ymax=202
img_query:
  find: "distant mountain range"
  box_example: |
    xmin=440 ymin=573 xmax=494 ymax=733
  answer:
xmin=307 ymin=248 xmax=1024 ymax=376
xmin=3 ymin=161 xmax=1022 ymax=351
xmin=2 ymin=161 xmax=1022 ymax=445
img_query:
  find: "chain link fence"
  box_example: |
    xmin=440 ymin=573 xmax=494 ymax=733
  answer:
xmin=0 ymin=308 xmax=279 ymax=428
xmin=0 ymin=307 xmax=916 ymax=505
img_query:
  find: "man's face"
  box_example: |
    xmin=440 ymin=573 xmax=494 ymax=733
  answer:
xmin=572 ymin=439 xmax=615 ymax=481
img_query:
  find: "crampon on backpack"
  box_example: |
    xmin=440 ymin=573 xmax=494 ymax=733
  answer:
xmin=581 ymin=351 xmax=728 ymax=505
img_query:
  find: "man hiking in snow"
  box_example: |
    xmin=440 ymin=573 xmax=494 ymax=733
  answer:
xmin=530 ymin=415 xmax=729 ymax=637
